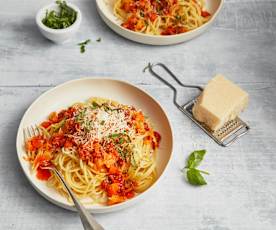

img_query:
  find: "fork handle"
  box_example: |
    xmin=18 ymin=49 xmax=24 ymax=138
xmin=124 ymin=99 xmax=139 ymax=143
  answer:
xmin=52 ymin=168 xmax=104 ymax=230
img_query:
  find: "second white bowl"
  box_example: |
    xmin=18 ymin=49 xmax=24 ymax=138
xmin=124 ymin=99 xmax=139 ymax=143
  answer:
xmin=96 ymin=0 xmax=224 ymax=45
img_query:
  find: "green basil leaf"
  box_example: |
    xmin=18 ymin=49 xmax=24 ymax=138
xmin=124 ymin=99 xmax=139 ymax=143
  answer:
xmin=186 ymin=168 xmax=207 ymax=186
xmin=186 ymin=149 xmax=206 ymax=169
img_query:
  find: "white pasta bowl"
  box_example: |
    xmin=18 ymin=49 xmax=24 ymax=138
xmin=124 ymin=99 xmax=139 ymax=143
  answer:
xmin=16 ymin=78 xmax=173 ymax=213
xmin=96 ymin=0 xmax=224 ymax=45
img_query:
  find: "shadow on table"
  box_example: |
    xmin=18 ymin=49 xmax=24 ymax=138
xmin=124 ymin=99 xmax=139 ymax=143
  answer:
xmin=10 ymin=16 xmax=53 ymax=48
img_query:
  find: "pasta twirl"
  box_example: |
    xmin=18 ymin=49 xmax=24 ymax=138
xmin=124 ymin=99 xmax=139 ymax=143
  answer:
xmin=24 ymin=97 xmax=161 ymax=205
xmin=114 ymin=0 xmax=211 ymax=35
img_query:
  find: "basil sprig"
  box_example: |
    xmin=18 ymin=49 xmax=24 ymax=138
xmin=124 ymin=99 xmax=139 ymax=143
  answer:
xmin=182 ymin=150 xmax=209 ymax=186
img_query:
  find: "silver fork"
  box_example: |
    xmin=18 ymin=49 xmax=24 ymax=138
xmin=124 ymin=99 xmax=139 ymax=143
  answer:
xmin=24 ymin=126 xmax=105 ymax=230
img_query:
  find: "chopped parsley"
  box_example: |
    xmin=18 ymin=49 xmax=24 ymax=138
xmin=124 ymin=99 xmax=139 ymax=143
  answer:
xmin=78 ymin=39 xmax=91 ymax=53
xmin=42 ymin=1 xmax=77 ymax=29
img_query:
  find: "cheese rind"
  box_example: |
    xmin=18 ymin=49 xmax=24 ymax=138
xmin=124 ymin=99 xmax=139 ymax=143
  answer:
xmin=192 ymin=75 xmax=249 ymax=131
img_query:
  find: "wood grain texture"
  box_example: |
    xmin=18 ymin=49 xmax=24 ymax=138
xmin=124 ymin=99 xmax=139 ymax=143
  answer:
xmin=0 ymin=0 xmax=275 ymax=229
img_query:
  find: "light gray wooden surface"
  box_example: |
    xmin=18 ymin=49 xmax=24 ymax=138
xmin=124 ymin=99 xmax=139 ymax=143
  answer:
xmin=0 ymin=0 xmax=275 ymax=229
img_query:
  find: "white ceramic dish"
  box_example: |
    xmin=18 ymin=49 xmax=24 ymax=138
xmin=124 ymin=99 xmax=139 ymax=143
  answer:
xmin=96 ymin=0 xmax=224 ymax=45
xmin=16 ymin=78 xmax=173 ymax=213
xmin=36 ymin=2 xmax=82 ymax=43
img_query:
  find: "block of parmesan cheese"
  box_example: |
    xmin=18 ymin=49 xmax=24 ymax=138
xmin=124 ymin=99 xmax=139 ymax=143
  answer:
xmin=192 ymin=75 xmax=249 ymax=131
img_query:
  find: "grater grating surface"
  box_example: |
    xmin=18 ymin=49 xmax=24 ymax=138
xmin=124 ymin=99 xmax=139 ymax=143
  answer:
xmin=182 ymin=99 xmax=249 ymax=147
xmin=146 ymin=63 xmax=250 ymax=147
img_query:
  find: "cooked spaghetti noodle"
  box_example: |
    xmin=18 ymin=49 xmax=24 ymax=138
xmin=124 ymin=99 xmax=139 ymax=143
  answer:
xmin=24 ymin=97 xmax=161 ymax=205
xmin=113 ymin=0 xmax=211 ymax=35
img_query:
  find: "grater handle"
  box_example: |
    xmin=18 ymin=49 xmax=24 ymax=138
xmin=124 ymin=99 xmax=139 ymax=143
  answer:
xmin=145 ymin=63 xmax=203 ymax=109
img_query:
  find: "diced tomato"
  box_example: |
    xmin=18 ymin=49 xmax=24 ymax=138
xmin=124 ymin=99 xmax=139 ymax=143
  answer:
xmin=122 ymin=15 xmax=139 ymax=30
xmin=50 ymin=133 xmax=66 ymax=148
xmin=106 ymin=183 xmax=120 ymax=196
xmin=64 ymin=107 xmax=76 ymax=119
xmin=152 ymin=131 xmax=161 ymax=149
xmin=78 ymin=147 xmax=91 ymax=162
xmin=139 ymin=0 xmax=146 ymax=8
xmin=49 ymin=112 xmax=59 ymax=123
xmin=25 ymin=141 xmax=34 ymax=152
xmin=135 ymin=19 xmax=145 ymax=30
xmin=109 ymin=165 xmax=119 ymax=174
xmin=161 ymin=26 xmax=187 ymax=35
xmin=161 ymin=26 xmax=174 ymax=35
xmin=143 ymin=135 xmax=152 ymax=145
xmin=101 ymin=180 xmax=108 ymax=190
xmin=154 ymin=131 xmax=161 ymax=144
xmin=122 ymin=2 xmax=136 ymax=13
xmin=41 ymin=121 xmax=52 ymax=129
xmin=108 ymin=173 xmax=123 ymax=184
xmin=33 ymin=152 xmax=52 ymax=181
xmin=201 ymin=11 xmax=210 ymax=17
xmin=33 ymin=154 xmax=51 ymax=168
xmin=126 ymin=191 xmax=135 ymax=199
xmin=144 ymin=122 xmax=150 ymax=131
xmin=64 ymin=139 xmax=73 ymax=148
xmin=36 ymin=167 xmax=51 ymax=180
xmin=26 ymin=136 xmax=45 ymax=152
xmin=95 ymin=158 xmax=105 ymax=171
xmin=107 ymin=195 xmax=125 ymax=205
xmin=32 ymin=137 xmax=44 ymax=149
xmin=148 ymin=12 xmax=158 ymax=22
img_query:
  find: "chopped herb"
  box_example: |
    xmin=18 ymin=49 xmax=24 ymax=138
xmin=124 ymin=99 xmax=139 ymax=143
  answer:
xmin=42 ymin=1 xmax=77 ymax=29
xmin=51 ymin=119 xmax=65 ymax=132
xmin=118 ymin=149 xmax=128 ymax=161
xmin=100 ymin=120 xmax=105 ymax=125
xmin=110 ymin=133 xmax=120 ymax=138
xmin=96 ymin=37 xmax=101 ymax=42
xmin=78 ymin=39 xmax=91 ymax=54
xmin=130 ymin=154 xmax=138 ymax=168
xmin=119 ymin=138 xmax=124 ymax=144
xmin=182 ymin=150 xmax=209 ymax=186
xmin=175 ymin=15 xmax=181 ymax=22
xmin=91 ymin=101 xmax=98 ymax=107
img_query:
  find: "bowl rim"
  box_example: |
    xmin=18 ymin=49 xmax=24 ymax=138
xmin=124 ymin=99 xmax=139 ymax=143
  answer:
xmin=16 ymin=77 xmax=174 ymax=212
xmin=96 ymin=0 xmax=224 ymax=39
xmin=36 ymin=2 xmax=82 ymax=34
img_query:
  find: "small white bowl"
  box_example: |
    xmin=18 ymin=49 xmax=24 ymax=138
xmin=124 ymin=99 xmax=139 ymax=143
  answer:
xmin=96 ymin=0 xmax=224 ymax=45
xmin=36 ymin=2 xmax=82 ymax=43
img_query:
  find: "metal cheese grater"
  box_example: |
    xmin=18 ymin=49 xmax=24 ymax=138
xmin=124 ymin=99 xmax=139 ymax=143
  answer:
xmin=145 ymin=63 xmax=250 ymax=147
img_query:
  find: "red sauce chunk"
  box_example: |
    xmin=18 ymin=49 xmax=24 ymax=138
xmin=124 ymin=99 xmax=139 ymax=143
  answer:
xmin=36 ymin=167 xmax=51 ymax=180
xmin=201 ymin=11 xmax=210 ymax=17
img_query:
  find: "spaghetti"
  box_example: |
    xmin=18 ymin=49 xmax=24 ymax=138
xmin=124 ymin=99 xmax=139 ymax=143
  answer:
xmin=25 ymin=97 xmax=161 ymax=205
xmin=113 ymin=0 xmax=211 ymax=35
